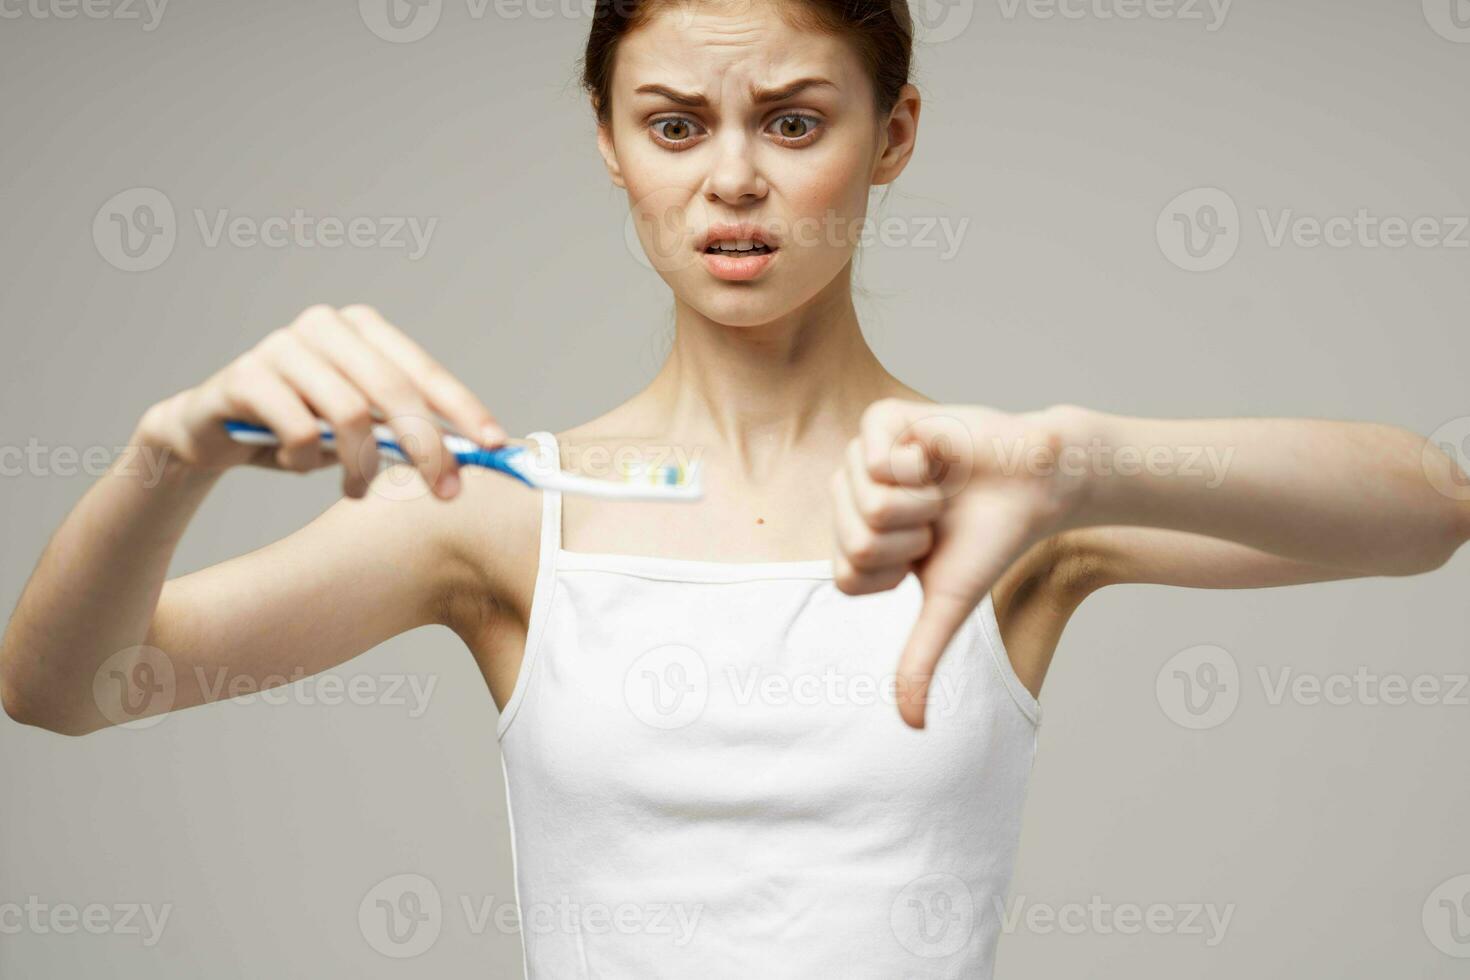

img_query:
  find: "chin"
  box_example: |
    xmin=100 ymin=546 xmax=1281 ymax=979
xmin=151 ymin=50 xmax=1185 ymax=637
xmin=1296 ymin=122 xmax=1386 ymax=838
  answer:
xmin=686 ymin=289 xmax=794 ymax=329
xmin=677 ymin=261 xmax=846 ymax=329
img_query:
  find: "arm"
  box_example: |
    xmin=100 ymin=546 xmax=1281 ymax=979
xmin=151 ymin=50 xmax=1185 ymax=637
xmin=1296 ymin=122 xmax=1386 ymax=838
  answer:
xmin=1 ymin=304 xmax=508 ymax=736
xmin=0 ymin=419 xmax=488 ymax=737
xmin=1055 ymin=409 xmax=1470 ymax=577
xmin=1064 ymin=524 xmax=1391 ymax=591
xmin=832 ymin=400 xmax=1470 ymax=727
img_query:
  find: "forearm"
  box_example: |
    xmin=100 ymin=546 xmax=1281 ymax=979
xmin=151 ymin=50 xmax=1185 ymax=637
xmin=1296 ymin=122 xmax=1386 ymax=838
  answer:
xmin=0 ymin=408 xmax=223 ymax=732
xmin=1055 ymin=408 xmax=1470 ymax=576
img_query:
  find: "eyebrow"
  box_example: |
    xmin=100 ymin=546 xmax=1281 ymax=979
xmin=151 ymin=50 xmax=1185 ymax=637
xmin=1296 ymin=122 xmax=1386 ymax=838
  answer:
xmin=632 ymin=77 xmax=837 ymax=107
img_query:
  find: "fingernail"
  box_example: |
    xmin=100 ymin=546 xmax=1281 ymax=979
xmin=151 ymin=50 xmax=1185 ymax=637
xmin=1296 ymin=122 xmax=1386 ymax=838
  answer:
xmin=436 ymin=470 xmax=461 ymax=498
xmin=481 ymin=424 xmax=507 ymax=446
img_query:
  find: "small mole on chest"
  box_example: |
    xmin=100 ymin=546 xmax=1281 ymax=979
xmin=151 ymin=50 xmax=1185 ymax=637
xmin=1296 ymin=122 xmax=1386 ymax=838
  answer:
xmin=756 ymin=517 xmax=765 ymax=525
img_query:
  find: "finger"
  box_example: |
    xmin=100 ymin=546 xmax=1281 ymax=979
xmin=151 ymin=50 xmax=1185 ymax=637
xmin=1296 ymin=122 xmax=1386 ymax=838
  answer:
xmin=860 ymin=399 xmax=972 ymax=489
xmin=832 ymin=553 xmax=911 ymax=596
xmin=895 ymin=590 xmax=975 ymax=730
xmin=259 ymin=328 xmax=379 ymax=496
xmin=222 ymin=355 xmax=322 ymax=472
xmin=859 ymin=398 xmax=933 ymax=485
xmin=338 ymin=305 xmax=507 ymax=447
xmin=845 ymin=438 xmax=945 ymax=530
xmin=289 ymin=305 xmax=460 ymax=499
xmin=833 ymin=464 xmax=933 ymax=572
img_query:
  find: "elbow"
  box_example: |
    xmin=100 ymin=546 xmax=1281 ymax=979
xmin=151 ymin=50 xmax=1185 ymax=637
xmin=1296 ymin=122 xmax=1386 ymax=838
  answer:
xmin=1383 ymin=505 xmax=1470 ymax=577
xmin=0 ymin=671 xmax=49 ymax=732
xmin=1452 ymin=499 xmax=1470 ymax=563
xmin=1415 ymin=432 xmax=1470 ymax=572
xmin=1421 ymin=503 xmax=1470 ymax=574
xmin=0 ymin=643 xmax=32 ymax=726
xmin=0 ymin=659 xmax=96 ymax=738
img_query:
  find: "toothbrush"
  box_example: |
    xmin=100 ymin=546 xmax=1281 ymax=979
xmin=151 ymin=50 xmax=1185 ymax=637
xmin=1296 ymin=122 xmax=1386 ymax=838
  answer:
xmin=222 ymin=419 xmax=703 ymax=501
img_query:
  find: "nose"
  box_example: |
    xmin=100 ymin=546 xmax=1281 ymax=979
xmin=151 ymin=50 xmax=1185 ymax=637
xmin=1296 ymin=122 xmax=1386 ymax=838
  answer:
xmin=701 ymin=132 xmax=767 ymax=206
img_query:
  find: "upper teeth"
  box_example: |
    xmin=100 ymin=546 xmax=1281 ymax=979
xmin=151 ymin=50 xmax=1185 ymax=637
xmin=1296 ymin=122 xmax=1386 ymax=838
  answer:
xmin=711 ymin=239 xmax=760 ymax=252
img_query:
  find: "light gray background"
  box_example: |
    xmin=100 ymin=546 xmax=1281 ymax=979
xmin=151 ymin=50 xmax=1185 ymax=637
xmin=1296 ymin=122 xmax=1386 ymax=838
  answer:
xmin=2 ymin=0 xmax=1468 ymax=976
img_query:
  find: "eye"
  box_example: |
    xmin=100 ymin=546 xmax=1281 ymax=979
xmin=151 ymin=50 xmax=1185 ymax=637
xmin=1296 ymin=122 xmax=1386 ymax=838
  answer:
xmin=649 ymin=116 xmax=705 ymax=148
xmin=768 ymin=113 xmax=822 ymax=146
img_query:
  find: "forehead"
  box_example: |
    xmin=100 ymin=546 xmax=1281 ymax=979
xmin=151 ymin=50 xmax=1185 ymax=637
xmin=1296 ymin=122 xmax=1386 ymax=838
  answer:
xmin=612 ymin=0 xmax=866 ymax=101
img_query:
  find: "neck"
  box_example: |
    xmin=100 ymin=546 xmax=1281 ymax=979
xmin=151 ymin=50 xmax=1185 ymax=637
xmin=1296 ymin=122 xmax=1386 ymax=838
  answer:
xmin=642 ymin=265 xmax=902 ymax=462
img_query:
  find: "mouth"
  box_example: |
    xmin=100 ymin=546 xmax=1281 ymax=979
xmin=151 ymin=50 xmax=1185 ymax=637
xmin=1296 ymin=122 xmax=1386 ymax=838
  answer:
xmin=696 ymin=226 xmax=780 ymax=282
xmin=701 ymin=239 xmax=776 ymax=257
xmin=696 ymin=223 xmax=780 ymax=254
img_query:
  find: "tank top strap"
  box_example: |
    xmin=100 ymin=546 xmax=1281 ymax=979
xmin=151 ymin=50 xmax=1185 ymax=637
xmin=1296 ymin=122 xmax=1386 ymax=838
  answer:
xmin=524 ymin=430 xmax=563 ymax=555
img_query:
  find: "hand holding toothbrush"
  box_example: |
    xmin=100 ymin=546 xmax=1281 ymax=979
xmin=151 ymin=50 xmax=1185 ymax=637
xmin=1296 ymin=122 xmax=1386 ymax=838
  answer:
xmin=137 ymin=304 xmax=506 ymax=500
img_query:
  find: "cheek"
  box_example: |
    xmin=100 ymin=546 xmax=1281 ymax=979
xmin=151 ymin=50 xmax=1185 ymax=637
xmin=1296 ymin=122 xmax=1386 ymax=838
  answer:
xmin=777 ymin=144 xmax=874 ymax=256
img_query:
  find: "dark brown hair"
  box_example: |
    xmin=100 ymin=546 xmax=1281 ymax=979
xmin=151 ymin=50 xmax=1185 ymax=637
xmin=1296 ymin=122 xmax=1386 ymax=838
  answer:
xmin=580 ymin=0 xmax=914 ymax=126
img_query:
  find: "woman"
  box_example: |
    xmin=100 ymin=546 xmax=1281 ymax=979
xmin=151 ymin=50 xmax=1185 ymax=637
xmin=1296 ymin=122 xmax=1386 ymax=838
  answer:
xmin=2 ymin=0 xmax=1465 ymax=976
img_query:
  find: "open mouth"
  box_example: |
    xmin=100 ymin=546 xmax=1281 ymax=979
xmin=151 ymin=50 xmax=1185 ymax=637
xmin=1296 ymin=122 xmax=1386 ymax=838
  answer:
xmin=703 ymin=241 xmax=776 ymax=256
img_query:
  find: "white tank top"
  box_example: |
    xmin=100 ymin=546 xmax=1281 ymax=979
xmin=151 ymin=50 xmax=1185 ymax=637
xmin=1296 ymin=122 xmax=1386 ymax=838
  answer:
xmin=496 ymin=430 xmax=1041 ymax=979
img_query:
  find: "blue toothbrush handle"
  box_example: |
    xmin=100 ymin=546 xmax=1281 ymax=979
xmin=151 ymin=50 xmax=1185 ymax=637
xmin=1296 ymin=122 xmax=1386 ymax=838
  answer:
xmin=221 ymin=418 xmax=534 ymax=487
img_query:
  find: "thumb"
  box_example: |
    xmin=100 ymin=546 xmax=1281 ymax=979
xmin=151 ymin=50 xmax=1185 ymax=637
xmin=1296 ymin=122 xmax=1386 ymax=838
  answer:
xmin=895 ymin=589 xmax=975 ymax=730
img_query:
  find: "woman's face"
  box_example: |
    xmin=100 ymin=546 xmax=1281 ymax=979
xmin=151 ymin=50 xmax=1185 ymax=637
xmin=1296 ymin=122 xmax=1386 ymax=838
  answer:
xmin=598 ymin=0 xmax=917 ymax=328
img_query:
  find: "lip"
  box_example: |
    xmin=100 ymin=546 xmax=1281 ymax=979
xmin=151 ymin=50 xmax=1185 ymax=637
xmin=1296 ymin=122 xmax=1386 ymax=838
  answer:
xmin=696 ymin=223 xmax=780 ymax=282
xmin=700 ymin=249 xmax=778 ymax=282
